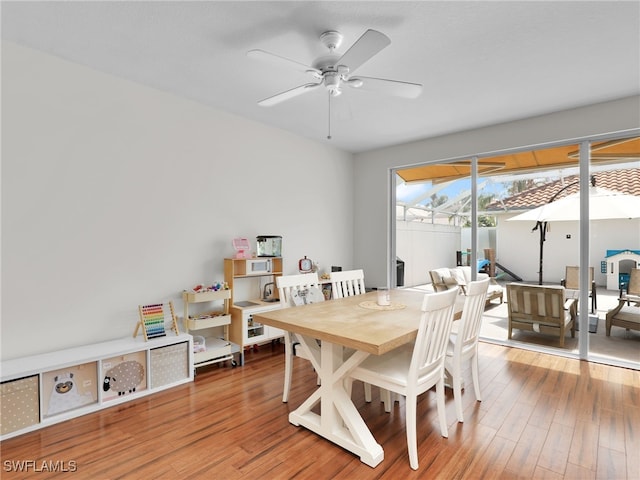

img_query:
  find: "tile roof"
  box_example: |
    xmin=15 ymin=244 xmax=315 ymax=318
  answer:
xmin=487 ymin=167 xmax=640 ymax=212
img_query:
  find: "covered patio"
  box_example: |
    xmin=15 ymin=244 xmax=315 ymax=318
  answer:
xmin=405 ymin=281 xmax=639 ymax=367
xmin=395 ymin=136 xmax=640 ymax=369
xmin=397 ymin=137 xmax=640 ymax=185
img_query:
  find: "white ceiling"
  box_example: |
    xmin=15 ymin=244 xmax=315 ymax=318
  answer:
xmin=2 ymin=1 xmax=639 ymax=153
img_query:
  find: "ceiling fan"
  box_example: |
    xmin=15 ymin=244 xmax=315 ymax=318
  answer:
xmin=247 ymin=29 xmax=423 ymax=108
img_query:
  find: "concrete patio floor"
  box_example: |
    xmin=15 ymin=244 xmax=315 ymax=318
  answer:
xmin=482 ymin=286 xmax=639 ymax=367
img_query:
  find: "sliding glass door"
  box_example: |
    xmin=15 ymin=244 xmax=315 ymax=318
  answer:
xmin=393 ymin=133 xmax=640 ymax=369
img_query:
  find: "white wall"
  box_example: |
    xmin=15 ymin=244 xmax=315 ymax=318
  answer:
xmin=354 ymin=96 xmax=640 ymax=288
xmin=4 ymin=43 xmax=639 ymax=361
xmin=396 ymin=222 xmax=460 ymax=287
xmin=1 ymin=43 xmax=355 ymax=360
xmin=496 ymin=214 xmax=640 ymax=286
xmin=461 ymin=227 xmax=496 ymax=260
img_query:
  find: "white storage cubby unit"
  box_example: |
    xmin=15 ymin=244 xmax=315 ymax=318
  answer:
xmin=182 ymin=288 xmax=239 ymax=370
xmin=0 ymin=333 xmax=193 ymax=440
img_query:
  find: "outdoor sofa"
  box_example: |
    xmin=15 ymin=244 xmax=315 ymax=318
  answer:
xmin=429 ymin=266 xmax=503 ymax=305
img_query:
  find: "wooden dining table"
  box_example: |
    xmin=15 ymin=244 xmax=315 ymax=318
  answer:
xmin=253 ymin=288 xmax=463 ymax=468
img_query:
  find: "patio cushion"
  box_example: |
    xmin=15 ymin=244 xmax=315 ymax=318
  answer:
xmin=443 ymin=276 xmax=458 ymax=287
xmin=450 ymin=268 xmax=467 ymax=286
xmin=612 ymin=305 xmax=640 ymax=324
xmin=429 ymin=267 xmax=502 ymax=303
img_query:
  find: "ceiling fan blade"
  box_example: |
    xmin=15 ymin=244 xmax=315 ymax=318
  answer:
xmin=336 ymin=29 xmax=391 ymax=74
xmin=350 ymin=76 xmax=423 ymax=98
xmin=247 ymin=49 xmax=321 ymax=77
xmin=257 ymin=82 xmax=322 ymax=107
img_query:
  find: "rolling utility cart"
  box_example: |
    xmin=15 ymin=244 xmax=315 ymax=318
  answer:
xmin=182 ymin=288 xmax=240 ymax=370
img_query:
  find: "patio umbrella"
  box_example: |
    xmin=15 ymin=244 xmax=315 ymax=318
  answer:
xmin=508 ymin=186 xmax=640 ymax=222
xmin=508 ymin=186 xmax=640 ymax=284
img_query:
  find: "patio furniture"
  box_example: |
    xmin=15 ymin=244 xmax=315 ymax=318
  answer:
xmin=619 ymin=267 xmax=640 ymax=305
xmin=429 ymin=266 xmax=503 ymax=305
xmin=561 ymin=265 xmax=597 ymax=313
xmin=606 ymin=268 xmax=640 ymax=336
xmin=506 ymin=283 xmax=576 ymax=348
xmin=444 ymin=278 xmax=489 ymax=423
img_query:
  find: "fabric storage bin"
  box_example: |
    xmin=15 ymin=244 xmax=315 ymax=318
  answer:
xmin=150 ymin=342 xmax=189 ymax=389
xmin=101 ymin=352 xmax=147 ymax=402
xmin=1 ymin=375 xmax=39 ymax=435
xmin=41 ymin=362 xmax=98 ymax=418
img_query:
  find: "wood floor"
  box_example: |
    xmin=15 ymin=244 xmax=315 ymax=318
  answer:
xmin=1 ymin=342 xmax=638 ymax=479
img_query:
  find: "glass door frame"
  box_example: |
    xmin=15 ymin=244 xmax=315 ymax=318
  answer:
xmin=389 ymin=128 xmax=640 ymax=368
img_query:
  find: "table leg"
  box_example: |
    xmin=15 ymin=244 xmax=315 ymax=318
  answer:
xmin=288 ymin=337 xmax=384 ymax=468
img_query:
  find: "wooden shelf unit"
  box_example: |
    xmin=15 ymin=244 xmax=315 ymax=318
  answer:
xmin=223 ymin=257 xmax=283 ymax=305
xmin=182 ymin=289 xmax=239 ymax=370
xmin=224 ymin=258 xmax=285 ymax=364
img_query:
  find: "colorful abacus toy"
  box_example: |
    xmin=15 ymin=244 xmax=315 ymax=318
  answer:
xmin=134 ymin=301 xmax=180 ymax=341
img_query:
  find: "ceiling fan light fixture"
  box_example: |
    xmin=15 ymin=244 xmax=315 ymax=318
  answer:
xmin=319 ymin=30 xmax=343 ymax=51
xmin=324 ymin=72 xmax=342 ymax=96
xmin=249 ymin=27 xmax=423 ymax=129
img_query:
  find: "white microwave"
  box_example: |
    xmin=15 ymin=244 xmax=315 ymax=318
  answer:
xmin=245 ymin=258 xmax=272 ymax=275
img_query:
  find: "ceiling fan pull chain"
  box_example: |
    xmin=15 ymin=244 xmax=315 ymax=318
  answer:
xmin=327 ymin=92 xmax=332 ymax=140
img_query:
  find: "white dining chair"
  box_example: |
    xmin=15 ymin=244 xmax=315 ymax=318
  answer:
xmin=330 ymin=269 xmax=366 ymax=299
xmin=444 ymin=277 xmax=489 ymax=423
xmin=276 ymin=272 xmax=325 ymax=403
xmin=328 ymin=269 xmax=376 ymax=400
xmin=346 ymin=287 xmax=459 ymax=470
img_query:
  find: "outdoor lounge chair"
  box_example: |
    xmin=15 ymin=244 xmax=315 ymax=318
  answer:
xmin=561 ymin=265 xmax=597 ymax=314
xmin=606 ymin=268 xmax=640 ymax=336
xmin=506 ymin=283 xmax=576 ymax=347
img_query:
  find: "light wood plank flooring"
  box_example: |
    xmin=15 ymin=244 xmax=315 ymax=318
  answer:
xmin=1 ymin=342 xmax=638 ymax=479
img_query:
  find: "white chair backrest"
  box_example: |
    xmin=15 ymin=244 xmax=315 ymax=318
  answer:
xmin=276 ymin=272 xmax=323 ymax=308
xmin=330 ymin=269 xmax=366 ymax=299
xmin=456 ymin=278 xmax=490 ymax=354
xmin=410 ymin=288 xmax=458 ymax=381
